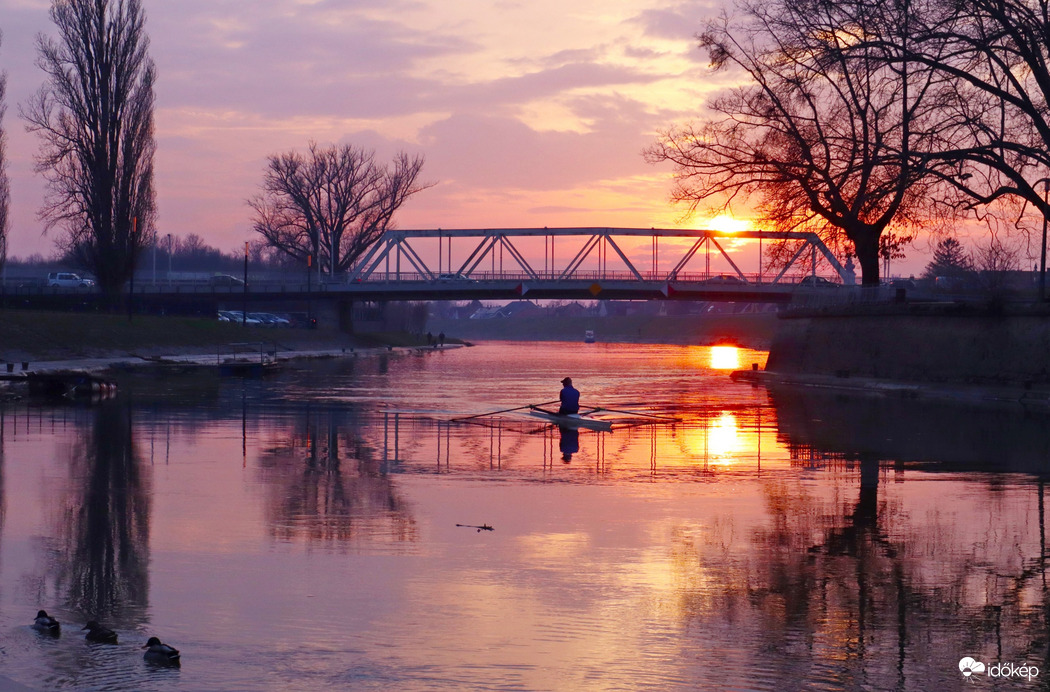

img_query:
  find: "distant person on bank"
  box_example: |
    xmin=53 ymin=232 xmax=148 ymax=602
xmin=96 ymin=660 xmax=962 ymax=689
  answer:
xmin=558 ymin=377 xmax=580 ymax=415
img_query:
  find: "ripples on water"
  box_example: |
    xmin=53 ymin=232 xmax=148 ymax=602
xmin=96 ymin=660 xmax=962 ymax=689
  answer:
xmin=0 ymin=341 xmax=1047 ymax=690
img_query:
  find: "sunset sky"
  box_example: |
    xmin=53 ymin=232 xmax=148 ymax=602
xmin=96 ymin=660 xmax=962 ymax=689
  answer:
xmin=0 ymin=0 xmax=938 ymax=275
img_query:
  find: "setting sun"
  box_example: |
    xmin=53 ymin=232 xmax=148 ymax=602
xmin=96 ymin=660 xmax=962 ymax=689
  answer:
xmin=703 ymin=214 xmax=751 ymax=234
xmin=710 ymin=346 xmax=741 ymax=370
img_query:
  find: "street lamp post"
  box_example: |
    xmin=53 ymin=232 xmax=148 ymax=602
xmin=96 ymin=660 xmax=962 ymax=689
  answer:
xmin=1041 ymin=179 xmax=1049 ymax=301
xmin=128 ymin=216 xmax=137 ymax=323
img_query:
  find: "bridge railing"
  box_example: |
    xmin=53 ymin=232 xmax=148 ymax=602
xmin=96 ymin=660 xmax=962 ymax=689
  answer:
xmin=0 ymin=269 xmax=855 ymax=294
xmin=324 ymin=269 xmax=850 ymax=286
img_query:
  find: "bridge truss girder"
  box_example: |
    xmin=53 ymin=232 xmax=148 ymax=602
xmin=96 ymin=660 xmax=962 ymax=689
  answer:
xmin=347 ymin=227 xmax=846 ymax=284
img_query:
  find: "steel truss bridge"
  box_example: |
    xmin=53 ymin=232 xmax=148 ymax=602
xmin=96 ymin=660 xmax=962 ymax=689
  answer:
xmin=342 ymin=227 xmax=848 ymax=302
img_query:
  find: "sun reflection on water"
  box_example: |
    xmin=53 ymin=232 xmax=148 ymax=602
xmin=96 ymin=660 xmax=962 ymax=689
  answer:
xmin=708 ymin=413 xmax=740 ymax=461
xmin=678 ymin=412 xmax=748 ymax=463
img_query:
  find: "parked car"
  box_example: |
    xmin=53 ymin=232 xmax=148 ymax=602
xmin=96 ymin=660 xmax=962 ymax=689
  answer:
xmin=47 ymin=272 xmax=95 ymax=288
xmin=221 ymin=310 xmax=262 ymax=325
xmin=248 ymin=312 xmax=290 ymax=327
xmin=797 ymin=275 xmax=839 ymax=288
xmin=700 ymin=274 xmax=748 ymax=285
xmin=437 ymin=273 xmax=476 ymax=282
xmin=209 ymin=274 xmax=245 ymax=287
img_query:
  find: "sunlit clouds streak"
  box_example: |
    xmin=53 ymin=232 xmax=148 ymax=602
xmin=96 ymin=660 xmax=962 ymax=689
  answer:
xmin=0 ymin=0 xmax=736 ymax=255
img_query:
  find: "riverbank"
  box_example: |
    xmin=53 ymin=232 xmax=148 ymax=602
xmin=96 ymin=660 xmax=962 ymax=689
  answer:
xmin=0 ymin=310 xmax=442 ymax=369
xmin=767 ymin=301 xmax=1050 ymax=386
xmin=736 ymin=301 xmax=1050 ymax=411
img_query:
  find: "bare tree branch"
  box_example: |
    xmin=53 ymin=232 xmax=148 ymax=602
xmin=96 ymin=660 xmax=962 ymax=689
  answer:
xmin=865 ymin=0 xmax=1050 ymax=223
xmin=646 ymin=0 xmax=958 ymax=284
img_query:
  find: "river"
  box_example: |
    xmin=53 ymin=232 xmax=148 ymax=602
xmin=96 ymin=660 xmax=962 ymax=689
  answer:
xmin=0 ymin=341 xmax=1046 ymax=690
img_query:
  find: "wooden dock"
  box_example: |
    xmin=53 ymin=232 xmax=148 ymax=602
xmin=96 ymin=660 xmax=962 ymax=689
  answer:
xmin=0 ymin=371 xmax=118 ymax=398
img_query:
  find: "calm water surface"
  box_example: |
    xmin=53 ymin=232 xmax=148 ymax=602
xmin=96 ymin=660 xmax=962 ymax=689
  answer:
xmin=0 ymin=341 xmax=1047 ymax=690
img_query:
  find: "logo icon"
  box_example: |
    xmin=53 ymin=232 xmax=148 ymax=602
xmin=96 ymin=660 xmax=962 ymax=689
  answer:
xmin=960 ymin=657 xmax=986 ymax=680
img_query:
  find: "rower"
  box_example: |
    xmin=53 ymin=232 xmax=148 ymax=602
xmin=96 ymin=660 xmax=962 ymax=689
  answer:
xmin=558 ymin=377 xmax=580 ymax=415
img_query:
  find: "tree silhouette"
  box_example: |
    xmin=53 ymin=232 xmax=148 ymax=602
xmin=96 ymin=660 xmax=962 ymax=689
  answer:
xmin=922 ymin=237 xmax=972 ymax=279
xmin=859 ymin=0 xmax=1050 ymax=235
xmin=647 ymin=0 xmax=953 ymax=285
xmin=23 ymin=0 xmax=156 ymax=299
xmin=0 ymin=31 xmax=8 ymax=276
xmin=249 ymin=143 xmax=430 ymax=277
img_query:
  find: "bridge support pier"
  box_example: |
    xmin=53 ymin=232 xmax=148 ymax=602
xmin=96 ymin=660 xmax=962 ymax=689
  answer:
xmin=338 ymin=299 xmax=355 ymax=334
xmin=309 ymin=299 xmax=351 ymax=333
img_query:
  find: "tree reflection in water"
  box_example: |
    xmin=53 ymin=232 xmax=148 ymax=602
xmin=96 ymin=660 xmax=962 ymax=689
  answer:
xmin=255 ymin=406 xmax=417 ymax=547
xmin=670 ymin=385 xmax=1050 ymax=687
xmin=54 ymin=401 xmax=150 ymax=620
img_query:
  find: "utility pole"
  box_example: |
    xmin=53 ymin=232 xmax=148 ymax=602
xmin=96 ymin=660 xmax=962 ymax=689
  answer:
xmin=128 ymin=217 xmax=137 ymax=323
xmin=242 ymin=241 xmax=249 ymax=327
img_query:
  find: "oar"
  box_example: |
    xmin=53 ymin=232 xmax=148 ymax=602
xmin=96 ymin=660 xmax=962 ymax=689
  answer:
xmin=456 ymin=523 xmax=494 ymax=532
xmin=591 ymin=407 xmax=681 ymax=421
xmin=452 ymin=400 xmax=559 ymax=421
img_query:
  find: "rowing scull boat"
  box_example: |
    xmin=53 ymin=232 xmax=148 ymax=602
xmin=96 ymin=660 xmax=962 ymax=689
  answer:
xmin=526 ymin=406 xmax=613 ymax=432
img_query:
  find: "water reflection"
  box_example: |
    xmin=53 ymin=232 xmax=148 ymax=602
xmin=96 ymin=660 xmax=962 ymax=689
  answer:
xmin=558 ymin=426 xmax=579 ymax=462
xmin=731 ymin=384 xmax=1050 ymax=687
xmin=767 ymin=384 xmax=1050 ymax=472
xmin=54 ymin=401 xmax=151 ymax=621
xmin=7 ymin=344 xmax=1050 ymax=690
xmin=254 ymin=406 xmax=417 ymax=547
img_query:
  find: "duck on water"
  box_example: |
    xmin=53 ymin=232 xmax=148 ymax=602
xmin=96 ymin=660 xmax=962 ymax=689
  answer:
xmin=32 ymin=610 xmax=59 ymax=635
xmin=83 ymin=621 xmax=118 ymax=644
xmin=142 ymin=636 xmax=180 ymax=665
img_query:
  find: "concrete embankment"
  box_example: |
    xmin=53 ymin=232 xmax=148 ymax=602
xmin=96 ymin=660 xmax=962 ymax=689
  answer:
xmin=739 ymin=302 xmax=1050 ymax=410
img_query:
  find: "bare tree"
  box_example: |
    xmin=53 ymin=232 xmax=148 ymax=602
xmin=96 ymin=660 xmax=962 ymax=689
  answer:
xmin=249 ymin=143 xmax=430 ymax=276
xmin=862 ymin=0 xmax=1050 ymax=237
xmin=972 ymin=237 xmax=1021 ymax=300
xmin=646 ymin=0 xmax=953 ymax=285
xmin=22 ymin=0 xmax=156 ymax=298
xmin=0 ymin=31 xmax=8 ymax=274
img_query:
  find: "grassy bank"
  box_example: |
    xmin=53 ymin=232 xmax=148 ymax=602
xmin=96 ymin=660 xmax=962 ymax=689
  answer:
xmin=0 ymin=310 xmax=404 ymax=361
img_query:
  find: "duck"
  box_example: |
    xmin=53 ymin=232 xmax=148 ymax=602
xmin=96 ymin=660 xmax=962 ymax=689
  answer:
xmin=83 ymin=621 xmax=118 ymax=644
xmin=142 ymin=636 xmax=180 ymax=664
xmin=32 ymin=610 xmax=60 ymax=635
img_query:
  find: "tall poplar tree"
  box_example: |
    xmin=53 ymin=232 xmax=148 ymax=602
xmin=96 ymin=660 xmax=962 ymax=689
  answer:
xmin=0 ymin=31 xmax=9 ymax=273
xmin=23 ymin=0 xmax=156 ymax=297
